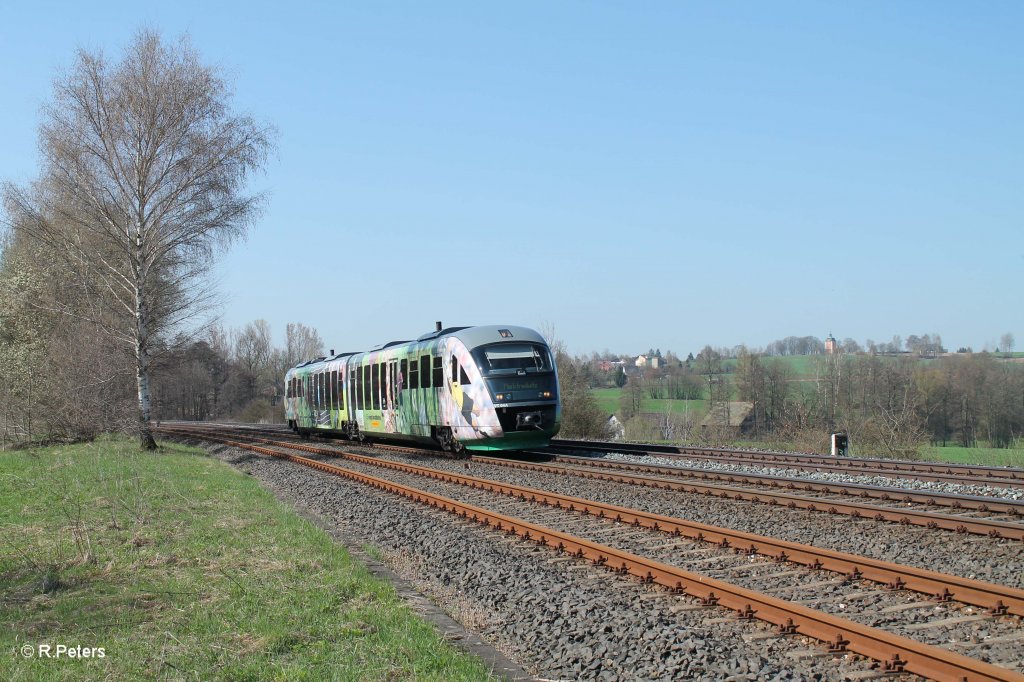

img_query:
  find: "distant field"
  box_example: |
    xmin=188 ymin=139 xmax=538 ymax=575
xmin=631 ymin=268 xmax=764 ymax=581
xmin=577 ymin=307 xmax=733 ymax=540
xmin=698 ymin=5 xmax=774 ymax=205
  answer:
xmin=592 ymin=388 xmax=707 ymax=420
xmin=592 ymin=387 xmax=622 ymax=414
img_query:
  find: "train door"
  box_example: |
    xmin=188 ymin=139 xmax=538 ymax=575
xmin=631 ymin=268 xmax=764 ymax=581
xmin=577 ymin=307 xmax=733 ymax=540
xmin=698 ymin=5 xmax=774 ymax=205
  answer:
xmin=384 ymin=358 xmax=396 ymax=432
xmin=450 ymin=354 xmax=463 ymax=407
xmin=388 ymin=360 xmax=398 ymax=408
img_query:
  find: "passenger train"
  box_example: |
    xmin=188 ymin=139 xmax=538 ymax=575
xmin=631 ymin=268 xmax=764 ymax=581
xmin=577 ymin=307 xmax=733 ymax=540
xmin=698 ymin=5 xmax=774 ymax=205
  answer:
xmin=284 ymin=324 xmax=561 ymax=452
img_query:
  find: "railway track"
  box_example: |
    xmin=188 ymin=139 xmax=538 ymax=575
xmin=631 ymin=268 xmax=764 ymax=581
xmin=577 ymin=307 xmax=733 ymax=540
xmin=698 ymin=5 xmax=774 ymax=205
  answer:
xmin=498 ymin=454 xmax=1024 ymax=541
xmin=551 ymin=439 xmax=1024 ymax=489
xmin=160 ymin=425 xmax=1024 ymax=681
xmin=164 ymin=423 xmax=1024 ymax=541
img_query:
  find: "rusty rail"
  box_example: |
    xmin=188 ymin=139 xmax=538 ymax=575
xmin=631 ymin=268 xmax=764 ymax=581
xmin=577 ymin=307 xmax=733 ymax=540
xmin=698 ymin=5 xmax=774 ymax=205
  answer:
xmin=161 ymin=426 xmax=1024 ymax=616
xmin=486 ymin=454 xmax=1024 ymax=541
xmin=553 ymin=439 xmax=1024 ymax=488
xmin=160 ymin=423 xmax=1024 ymax=539
xmin=163 ymin=427 xmax=1024 ymax=682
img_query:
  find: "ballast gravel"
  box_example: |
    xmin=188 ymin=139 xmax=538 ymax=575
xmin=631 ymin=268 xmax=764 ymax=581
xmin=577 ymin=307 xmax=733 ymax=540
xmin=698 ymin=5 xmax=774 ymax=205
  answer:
xmin=597 ymin=452 xmax=1024 ymax=501
xmin=359 ymin=451 xmax=1024 ymax=589
xmin=302 ymin=452 xmax=1022 ymax=671
xmin=194 ymin=440 xmax=914 ymax=682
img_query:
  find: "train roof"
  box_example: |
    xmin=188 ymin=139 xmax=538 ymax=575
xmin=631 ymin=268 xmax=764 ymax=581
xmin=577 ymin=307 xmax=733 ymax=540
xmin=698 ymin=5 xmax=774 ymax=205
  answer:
xmin=288 ymin=325 xmax=549 ymax=372
xmin=443 ymin=325 xmax=549 ymax=349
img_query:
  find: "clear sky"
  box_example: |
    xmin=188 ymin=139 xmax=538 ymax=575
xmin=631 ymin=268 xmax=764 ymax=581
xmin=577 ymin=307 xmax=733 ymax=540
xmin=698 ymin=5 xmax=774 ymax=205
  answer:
xmin=2 ymin=2 xmax=1021 ymax=356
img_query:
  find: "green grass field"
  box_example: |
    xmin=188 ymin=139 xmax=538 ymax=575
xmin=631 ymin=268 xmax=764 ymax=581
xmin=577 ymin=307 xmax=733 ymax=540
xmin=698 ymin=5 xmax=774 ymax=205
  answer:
xmin=920 ymin=445 xmax=1024 ymax=468
xmin=592 ymin=388 xmax=707 ymax=420
xmin=1 ymin=437 xmax=493 ymax=681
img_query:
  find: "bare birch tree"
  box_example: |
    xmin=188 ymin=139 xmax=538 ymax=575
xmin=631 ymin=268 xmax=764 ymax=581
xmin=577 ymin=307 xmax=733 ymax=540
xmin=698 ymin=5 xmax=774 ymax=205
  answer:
xmin=2 ymin=30 xmax=273 ymax=448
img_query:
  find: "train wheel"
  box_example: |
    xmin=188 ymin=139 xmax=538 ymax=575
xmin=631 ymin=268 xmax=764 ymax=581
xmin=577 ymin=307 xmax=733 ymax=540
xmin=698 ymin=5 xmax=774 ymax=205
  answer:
xmin=437 ymin=427 xmax=466 ymax=457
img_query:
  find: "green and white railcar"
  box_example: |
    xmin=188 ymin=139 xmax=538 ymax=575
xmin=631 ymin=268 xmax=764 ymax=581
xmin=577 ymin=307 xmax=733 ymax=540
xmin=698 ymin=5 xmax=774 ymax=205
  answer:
xmin=284 ymin=325 xmax=561 ymax=452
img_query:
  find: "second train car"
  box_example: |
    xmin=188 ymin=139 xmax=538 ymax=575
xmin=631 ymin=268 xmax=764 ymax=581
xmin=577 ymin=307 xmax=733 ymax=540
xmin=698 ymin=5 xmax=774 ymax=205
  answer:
xmin=284 ymin=325 xmax=561 ymax=452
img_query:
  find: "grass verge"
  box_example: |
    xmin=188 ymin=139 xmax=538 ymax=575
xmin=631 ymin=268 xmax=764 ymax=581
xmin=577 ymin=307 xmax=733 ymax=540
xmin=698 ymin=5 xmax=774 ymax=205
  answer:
xmin=919 ymin=444 xmax=1024 ymax=468
xmin=1 ymin=436 xmax=494 ymax=681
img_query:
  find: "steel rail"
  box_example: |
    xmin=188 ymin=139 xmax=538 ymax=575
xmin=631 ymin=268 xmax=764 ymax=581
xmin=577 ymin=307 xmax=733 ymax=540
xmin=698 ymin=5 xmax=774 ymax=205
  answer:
xmin=166 ymin=424 xmax=1024 ymax=515
xmin=162 ymin=427 xmax=1024 ymax=616
xmin=161 ymin=425 xmax=1024 ymax=539
xmin=555 ymin=438 xmax=1024 ymax=481
xmin=165 ymin=428 xmax=1024 ymax=682
xmin=552 ymin=439 xmax=1024 ymax=488
xmin=494 ymin=455 xmax=1024 ymax=541
xmin=530 ymin=451 xmax=1024 ymax=519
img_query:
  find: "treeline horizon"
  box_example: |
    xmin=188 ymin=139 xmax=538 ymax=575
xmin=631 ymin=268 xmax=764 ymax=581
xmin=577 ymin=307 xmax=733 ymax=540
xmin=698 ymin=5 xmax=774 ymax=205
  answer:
xmin=580 ymin=330 xmax=1017 ymax=364
xmin=578 ymin=345 xmax=1023 ymax=456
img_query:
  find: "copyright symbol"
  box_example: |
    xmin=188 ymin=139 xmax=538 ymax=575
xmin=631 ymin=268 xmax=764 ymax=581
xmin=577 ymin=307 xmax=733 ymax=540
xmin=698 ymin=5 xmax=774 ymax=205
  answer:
xmin=21 ymin=644 xmax=34 ymax=658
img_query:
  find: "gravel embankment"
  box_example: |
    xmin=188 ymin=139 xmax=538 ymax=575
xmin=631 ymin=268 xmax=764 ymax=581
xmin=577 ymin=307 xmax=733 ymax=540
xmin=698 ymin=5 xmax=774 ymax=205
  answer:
xmin=195 ymin=439 xmax=918 ymax=681
xmin=290 ymin=449 xmax=1024 ymax=672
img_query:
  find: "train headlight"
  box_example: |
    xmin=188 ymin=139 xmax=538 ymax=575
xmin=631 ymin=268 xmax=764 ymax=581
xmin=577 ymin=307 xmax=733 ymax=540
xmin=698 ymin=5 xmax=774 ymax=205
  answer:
xmin=495 ymin=393 xmax=511 ymax=401
xmin=539 ymin=391 xmax=552 ymax=399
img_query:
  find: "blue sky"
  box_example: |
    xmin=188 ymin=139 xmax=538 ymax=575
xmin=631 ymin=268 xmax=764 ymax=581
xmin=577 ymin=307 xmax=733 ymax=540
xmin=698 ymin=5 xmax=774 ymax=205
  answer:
xmin=2 ymin=2 xmax=1021 ymax=355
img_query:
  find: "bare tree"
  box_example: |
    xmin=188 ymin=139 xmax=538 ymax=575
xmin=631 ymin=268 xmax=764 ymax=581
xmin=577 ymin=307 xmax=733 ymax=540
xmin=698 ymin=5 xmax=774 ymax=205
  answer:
xmin=696 ymin=345 xmax=723 ymax=405
xmin=3 ymin=31 xmax=273 ymax=448
xmin=284 ymin=322 xmax=325 ymax=368
xmin=235 ymin=319 xmax=274 ymax=400
xmin=1000 ymin=332 xmax=1015 ymax=356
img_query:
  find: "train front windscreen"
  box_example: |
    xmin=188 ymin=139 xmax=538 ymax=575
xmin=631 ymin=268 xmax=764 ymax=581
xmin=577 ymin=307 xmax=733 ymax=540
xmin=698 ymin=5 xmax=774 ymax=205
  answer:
xmin=472 ymin=343 xmax=553 ymax=375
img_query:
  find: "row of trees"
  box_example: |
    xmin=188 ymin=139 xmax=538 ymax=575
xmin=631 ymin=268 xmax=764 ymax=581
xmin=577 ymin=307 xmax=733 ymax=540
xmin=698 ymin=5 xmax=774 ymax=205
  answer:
xmin=733 ymin=349 xmax=1023 ymax=456
xmin=150 ymin=321 xmax=324 ymax=423
xmin=570 ymin=341 xmax=1023 ymax=454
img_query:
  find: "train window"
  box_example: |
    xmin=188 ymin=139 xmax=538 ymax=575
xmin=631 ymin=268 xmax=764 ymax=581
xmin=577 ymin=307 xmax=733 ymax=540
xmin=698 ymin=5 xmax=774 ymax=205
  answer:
xmin=400 ymin=359 xmax=407 ymax=390
xmin=420 ymin=355 xmax=431 ymax=388
xmin=331 ymin=371 xmax=338 ymax=407
xmin=357 ymin=366 xmax=364 ymax=409
xmin=451 ymin=356 xmax=458 ymax=383
xmin=409 ymin=359 xmax=419 ymax=388
xmin=472 ymin=343 xmax=553 ymax=375
xmin=372 ymin=363 xmax=380 ymax=410
xmin=460 ymin=366 xmax=470 ymax=384
xmin=432 ymin=356 xmax=443 ymax=387
xmin=364 ymin=364 xmax=371 ymax=409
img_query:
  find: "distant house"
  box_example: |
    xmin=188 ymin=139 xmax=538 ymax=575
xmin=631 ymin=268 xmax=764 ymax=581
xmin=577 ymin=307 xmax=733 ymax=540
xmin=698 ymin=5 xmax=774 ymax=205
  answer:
xmin=635 ymin=355 xmax=660 ymax=369
xmin=699 ymin=402 xmax=756 ymax=435
xmin=596 ymin=360 xmax=626 ymax=372
xmin=825 ymin=333 xmax=838 ymax=355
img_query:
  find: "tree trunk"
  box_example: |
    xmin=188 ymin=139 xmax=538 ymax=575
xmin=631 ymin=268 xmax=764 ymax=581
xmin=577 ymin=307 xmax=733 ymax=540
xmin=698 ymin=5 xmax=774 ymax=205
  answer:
xmin=135 ymin=251 xmax=156 ymax=450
